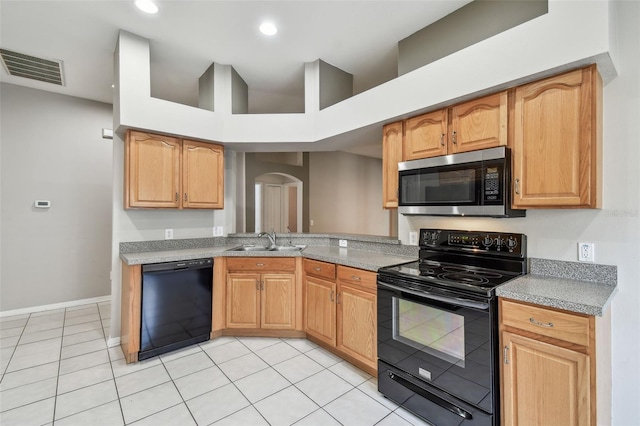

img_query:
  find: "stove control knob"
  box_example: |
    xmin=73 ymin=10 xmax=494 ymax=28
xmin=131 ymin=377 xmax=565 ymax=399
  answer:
xmin=494 ymin=236 xmax=504 ymax=251
xmin=482 ymin=235 xmax=493 ymax=248
xmin=506 ymin=236 xmax=518 ymax=252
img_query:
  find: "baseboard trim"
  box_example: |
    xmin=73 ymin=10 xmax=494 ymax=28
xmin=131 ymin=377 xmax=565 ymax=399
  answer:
xmin=0 ymin=295 xmax=112 ymax=318
xmin=107 ymin=337 xmax=121 ymax=348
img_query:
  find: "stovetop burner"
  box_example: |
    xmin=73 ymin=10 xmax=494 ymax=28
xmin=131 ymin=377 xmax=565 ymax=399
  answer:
xmin=383 ymin=260 xmax=519 ymax=294
xmin=378 ymin=228 xmax=527 ymax=297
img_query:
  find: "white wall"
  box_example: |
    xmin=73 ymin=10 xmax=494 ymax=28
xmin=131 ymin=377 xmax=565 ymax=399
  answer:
xmin=0 ymin=84 xmax=113 ymax=311
xmin=309 ymin=152 xmax=389 ymax=236
xmin=399 ymin=2 xmax=640 ymax=422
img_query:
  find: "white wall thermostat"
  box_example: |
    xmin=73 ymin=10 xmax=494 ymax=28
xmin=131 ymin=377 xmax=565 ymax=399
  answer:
xmin=34 ymin=200 xmax=51 ymax=208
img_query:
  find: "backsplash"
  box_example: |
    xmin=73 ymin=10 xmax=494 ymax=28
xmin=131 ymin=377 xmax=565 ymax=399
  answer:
xmin=529 ymin=258 xmax=617 ymax=285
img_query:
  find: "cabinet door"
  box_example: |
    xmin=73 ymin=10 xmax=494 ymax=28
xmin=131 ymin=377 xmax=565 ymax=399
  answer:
xmin=502 ymin=331 xmax=590 ymax=426
xmin=403 ymin=109 xmax=448 ymax=160
xmin=182 ymin=140 xmax=224 ymax=209
xmin=337 ymin=284 xmax=377 ymax=369
xmin=450 ymin=91 xmax=507 ymax=154
xmin=382 ymin=122 xmax=403 ymax=209
xmin=513 ymin=65 xmax=601 ymax=208
xmin=304 ymin=276 xmax=336 ymax=346
xmin=226 ymin=273 xmax=260 ymax=329
xmin=125 ymin=130 xmax=181 ymax=208
xmin=261 ymin=274 xmax=296 ymax=330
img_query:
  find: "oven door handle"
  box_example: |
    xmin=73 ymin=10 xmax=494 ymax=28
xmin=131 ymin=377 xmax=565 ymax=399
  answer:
xmin=378 ymin=281 xmax=490 ymax=310
xmin=387 ymin=371 xmax=473 ymax=420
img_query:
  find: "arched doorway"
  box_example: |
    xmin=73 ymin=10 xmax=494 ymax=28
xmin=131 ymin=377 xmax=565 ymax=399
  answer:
xmin=254 ymin=173 xmax=303 ymax=233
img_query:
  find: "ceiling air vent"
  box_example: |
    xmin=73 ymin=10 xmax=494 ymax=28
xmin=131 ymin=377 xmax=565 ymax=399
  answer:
xmin=0 ymin=48 xmax=64 ymax=86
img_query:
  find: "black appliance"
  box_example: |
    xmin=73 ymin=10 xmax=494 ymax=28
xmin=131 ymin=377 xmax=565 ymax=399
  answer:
xmin=377 ymin=228 xmax=527 ymax=426
xmin=398 ymin=146 xmax=525 ymax=218
xmin=139 ymin=258 xmax=213 ymax=360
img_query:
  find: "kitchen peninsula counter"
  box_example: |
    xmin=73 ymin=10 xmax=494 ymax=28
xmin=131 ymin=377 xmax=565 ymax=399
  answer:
xmin=119 ymin=233 xmax=418 ymax=272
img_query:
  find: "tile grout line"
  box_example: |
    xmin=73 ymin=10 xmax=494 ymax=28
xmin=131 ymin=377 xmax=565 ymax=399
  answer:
xmin=158 ymin=348 xmax=200 ymax=426
xmin=0 ymin=316 xmax=29 ymax=381
xmin=100 ymin=302 xmax=126 ymax=426
xmin=50 ymin=303 xmax=70 ymax=424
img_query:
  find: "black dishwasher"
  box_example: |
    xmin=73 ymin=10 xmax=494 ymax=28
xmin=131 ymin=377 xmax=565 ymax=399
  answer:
xmin=139 ymin=258 xmax=213 ymax=360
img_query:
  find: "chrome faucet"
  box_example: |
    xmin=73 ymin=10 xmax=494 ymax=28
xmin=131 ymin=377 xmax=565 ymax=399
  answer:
xmin=258 ymin=230 xmax=277 ymax=247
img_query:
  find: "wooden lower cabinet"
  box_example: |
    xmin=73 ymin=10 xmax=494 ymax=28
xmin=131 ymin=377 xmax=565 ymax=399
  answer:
xmin=223 ymin=257 xmax=303 ymax=335
xmin=303 ymin=259 xmax=377 ymax=375
xmin=304 ymin=275 xmax=336 ymax=346
xmin=226 ymin=272 xmax=296 ymax=329
xmin=499 ymin=298 xmax=611 ymax=426
xmin=336 ymin=282 xmax=377 ymax=369
xmin=501 ymin=330 xmax=590 ymax=425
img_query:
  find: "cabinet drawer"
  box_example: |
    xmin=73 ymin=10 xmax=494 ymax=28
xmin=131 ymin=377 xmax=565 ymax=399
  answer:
xmin=500 ymin=299 xmax=590 ymax=346
xmin=303 ymin=259 xmax=336 ymax=281
xmin=337 ymin=265 xmax=376 ymax=291
xmin=226 ymin=257 xmax=296 ymax=272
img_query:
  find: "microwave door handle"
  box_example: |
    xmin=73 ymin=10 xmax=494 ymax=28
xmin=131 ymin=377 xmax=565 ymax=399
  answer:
xmin=378 ymin=281 xmax=489 ymax=310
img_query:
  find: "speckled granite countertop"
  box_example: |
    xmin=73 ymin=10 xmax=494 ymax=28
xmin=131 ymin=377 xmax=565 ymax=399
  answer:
xmin=496 ymin=258 xmax=617 ymax=317
xmin=120 ymin=235 xmax=417 ymax=272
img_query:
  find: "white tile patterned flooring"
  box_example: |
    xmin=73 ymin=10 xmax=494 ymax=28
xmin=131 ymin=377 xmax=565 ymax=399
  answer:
xmin=0 ymin=301 xmax=430 ymax=426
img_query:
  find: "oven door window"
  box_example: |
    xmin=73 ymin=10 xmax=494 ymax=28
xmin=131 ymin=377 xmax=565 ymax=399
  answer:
xmin=393 ymin=297 xmax=466 ymax=367
xmin=399 ymin=165 xmax=479 ymax=206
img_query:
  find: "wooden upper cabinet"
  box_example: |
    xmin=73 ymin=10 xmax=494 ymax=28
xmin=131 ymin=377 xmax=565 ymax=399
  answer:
xmin=402 ymin=91 xmax=507 ymax=161
xmin=381 ymin=122 xmax=403 ymax=209
xmin=512 ymin=65 xmax=602 ymax=208
xmin=182 ymin=139 xmax=224 ymax=209
xmin=450 ymin=91 xmax=508 ymax=154
xmin=403 ymin=109 xmax=448 ymax=160
xmin=124 ymin=130 xmax=224 ymax=209
xmin=125 ymin=130 xmax=181 ymax=208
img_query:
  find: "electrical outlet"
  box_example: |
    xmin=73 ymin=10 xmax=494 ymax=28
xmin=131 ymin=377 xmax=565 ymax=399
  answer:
xmin=409 ymin=231 xmax=418 ymax=245
xmin=578 ymin=242 xmax=595 ymax=262
xmin=339 ymin=239 xmax=348 ymax=248
xmin=164 ymin=228 xmax=173 ymax=240
xmin=310 ymin=219 xmax=314 ymax=226
xmin=213 ymin=226 xmax=223 ymax=237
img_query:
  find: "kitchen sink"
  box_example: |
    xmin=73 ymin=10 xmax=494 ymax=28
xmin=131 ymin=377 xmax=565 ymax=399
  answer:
xmin=269 ymin=245 xmax=306 ymax=251
xmin=227 ymin=245 xmax=306 ymax=252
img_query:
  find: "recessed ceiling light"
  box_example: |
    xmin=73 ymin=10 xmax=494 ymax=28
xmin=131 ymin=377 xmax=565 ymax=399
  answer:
xmin=259 ymin=22 xmax=278 ymax=36
xmin=135 ymin=0 xmax=158 ymax=14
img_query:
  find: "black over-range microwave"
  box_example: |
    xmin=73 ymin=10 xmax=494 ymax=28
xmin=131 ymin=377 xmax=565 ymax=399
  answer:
xmin=398 ymin=146 xmax=525 ymax=218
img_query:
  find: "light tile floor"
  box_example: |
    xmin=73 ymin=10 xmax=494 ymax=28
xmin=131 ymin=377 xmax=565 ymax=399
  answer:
xmin=0 ymin=301 xmax=429 ymax=426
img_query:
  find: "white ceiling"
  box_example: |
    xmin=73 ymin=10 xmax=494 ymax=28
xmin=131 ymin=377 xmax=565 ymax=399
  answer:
xmin=0 ymin=0 xmax=470 ymax=155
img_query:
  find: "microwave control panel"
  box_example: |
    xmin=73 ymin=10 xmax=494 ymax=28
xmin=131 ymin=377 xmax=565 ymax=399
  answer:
xmin=483 ymin=166 xmax=502 ymax=202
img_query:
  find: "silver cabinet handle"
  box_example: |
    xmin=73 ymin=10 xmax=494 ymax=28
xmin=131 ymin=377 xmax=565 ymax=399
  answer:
xmin=504 ymin=346 xmax=509 ymax=364
xmin=256 ymin=263 xmax=265 ymax=267
xmin=452 ymin=131 xmax=457 ymax=144
xmin=440 ymin=133 xmax=445 ymax=146
xmin=529 ymin=317 xmax=553 ymax=327
xmin=314 ymin=267 xmax=321 ymax=271
xmin=515 ymin=178 xmax=521 ymax=195
xmin=175 ymin=192 xmax=179 ymax=202
xmin=351 ymin=275 xmax=361 ymax=281
xmin=330 ymin=290 xmax=334 ymax=302
xmin=184 ymin=192 xmax=188 ymax=202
